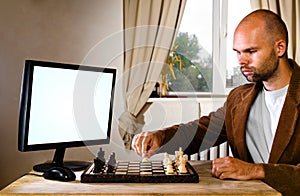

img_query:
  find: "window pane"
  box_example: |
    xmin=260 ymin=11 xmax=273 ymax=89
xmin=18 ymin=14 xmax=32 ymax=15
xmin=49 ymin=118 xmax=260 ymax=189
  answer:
xmin=166 ymin=0 xmax=213 ymax=93
xmin=226 ymin=0 xmax=251 ymax=89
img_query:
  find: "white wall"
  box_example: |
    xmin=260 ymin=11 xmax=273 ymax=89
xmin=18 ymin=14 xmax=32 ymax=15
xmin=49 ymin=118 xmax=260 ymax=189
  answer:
xmin=0 ymin=0 xmax=142 ymax=189
xmin=0 ymin=0 xmax=228 ymax=189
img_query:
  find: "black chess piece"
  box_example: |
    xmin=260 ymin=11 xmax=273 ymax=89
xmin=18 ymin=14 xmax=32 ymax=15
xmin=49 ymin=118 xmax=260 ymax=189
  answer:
xmin=93 ymin=147 xmax=106 ymax=173
xmin=106 ymin=152 xmax=116 ymax=173
xmin=107 ymin=152 xmax=116 ymax=166
xmin=97 ymin=147 xmax=106 ymax=162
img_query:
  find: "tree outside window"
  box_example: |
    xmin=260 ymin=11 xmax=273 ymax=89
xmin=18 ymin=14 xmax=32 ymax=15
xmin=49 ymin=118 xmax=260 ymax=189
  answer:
xmin=162 ymin=0 xmax=251 ymax=95
xmin=166 ymin=32 xmax=212 ymax=93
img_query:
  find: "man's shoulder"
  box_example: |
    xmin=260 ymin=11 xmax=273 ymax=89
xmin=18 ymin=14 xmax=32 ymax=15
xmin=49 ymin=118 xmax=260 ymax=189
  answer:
xmin=226 ymin=83 xmax=260 ymax=102
xmin=229 ymin=83 xmax=256 ymax=95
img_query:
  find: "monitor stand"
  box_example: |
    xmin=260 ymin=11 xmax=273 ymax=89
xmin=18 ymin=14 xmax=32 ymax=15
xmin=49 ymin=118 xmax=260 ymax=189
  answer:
xmin=33 ymin=148 xmax=90 ymax=172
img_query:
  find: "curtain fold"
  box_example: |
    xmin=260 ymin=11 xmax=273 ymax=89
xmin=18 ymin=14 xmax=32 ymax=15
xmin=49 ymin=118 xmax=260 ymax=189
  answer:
xmin=250 ymin=0 xmax=300 ymax=63
xmin=119 ymin=0 xmax=186 ymax=149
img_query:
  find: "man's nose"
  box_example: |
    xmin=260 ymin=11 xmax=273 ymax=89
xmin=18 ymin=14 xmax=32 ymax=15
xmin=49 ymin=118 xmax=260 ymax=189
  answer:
xmin=238 ymin=53 xmax=249 ymax=66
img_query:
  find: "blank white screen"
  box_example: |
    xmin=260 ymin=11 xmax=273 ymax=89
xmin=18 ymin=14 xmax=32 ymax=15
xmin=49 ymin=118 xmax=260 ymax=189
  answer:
xmin=28 ymin=66 xmax=113 ymax=145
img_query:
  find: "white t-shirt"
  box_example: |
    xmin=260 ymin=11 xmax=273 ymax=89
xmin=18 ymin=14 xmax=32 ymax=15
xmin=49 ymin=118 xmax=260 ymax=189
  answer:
xmin=246 ymin=85 xmax=288 ymax=163
xmin=264 ymin=85 xmax=289 ymax=137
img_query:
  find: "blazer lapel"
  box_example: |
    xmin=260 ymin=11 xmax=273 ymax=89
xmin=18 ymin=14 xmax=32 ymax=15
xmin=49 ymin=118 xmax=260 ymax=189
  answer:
xmin=230 ymin=83 xmax=262 ymax=161
xmin=269 ymin=64 xmax=300 ymax=163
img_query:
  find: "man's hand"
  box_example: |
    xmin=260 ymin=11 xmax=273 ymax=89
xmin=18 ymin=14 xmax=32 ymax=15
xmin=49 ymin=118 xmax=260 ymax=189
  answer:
xmin=212 ymin=156 xmax=265 ymax=180
xmin=131 ymin=131 xmax=164 ymax=158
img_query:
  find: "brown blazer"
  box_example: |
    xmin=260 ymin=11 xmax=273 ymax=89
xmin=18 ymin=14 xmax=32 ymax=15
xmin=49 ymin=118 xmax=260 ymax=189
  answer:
xmin=161 ymin=59 xmax=300 ymax=196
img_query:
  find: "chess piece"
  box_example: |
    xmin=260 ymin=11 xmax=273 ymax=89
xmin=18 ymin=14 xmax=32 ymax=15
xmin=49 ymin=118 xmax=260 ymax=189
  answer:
xmin=93 ymin=147 xmax=106 ymax=173
xmin=97 ymin=147 xmax=106 ymax=162
xmin=163 ymin=152 xmax=170 ymax=166
xmin=178 ymin=147 xmax=184 ymax=156
xmin=107 ymin=152 xmax=117 ymax=166
xmin=166 ymin=160 xmax=174 ymax=174
xmin=178 ymin=155 xmax=188 ymax=173
xmin=175 ymin=147 xmax=184 ymax=166
xmin=106 ymin=152 xmax=117 ymax=173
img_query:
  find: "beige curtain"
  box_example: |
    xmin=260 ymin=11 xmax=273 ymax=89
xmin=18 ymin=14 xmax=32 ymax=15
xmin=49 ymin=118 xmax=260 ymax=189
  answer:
xmin=119 ymin=0 xmax=186 ymax=149
xmin=250 ymin=0 xmax=300 ymax=63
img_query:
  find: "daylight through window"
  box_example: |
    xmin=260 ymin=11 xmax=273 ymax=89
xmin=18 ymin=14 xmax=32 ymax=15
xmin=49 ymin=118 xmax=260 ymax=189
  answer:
xmin=164 ymin=0 xmax=251 ymax=95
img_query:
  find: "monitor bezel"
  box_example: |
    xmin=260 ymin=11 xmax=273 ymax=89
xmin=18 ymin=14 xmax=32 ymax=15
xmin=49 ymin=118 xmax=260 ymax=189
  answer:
xmin=18 ymin=60 xmax=116 ymax=152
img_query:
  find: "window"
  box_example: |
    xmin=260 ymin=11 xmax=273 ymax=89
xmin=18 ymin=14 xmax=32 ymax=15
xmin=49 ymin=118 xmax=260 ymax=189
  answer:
xmin=226 ymin=0 xmax=251 ymax=90
xmin=164 ymin=0 xmax=251 ymax=95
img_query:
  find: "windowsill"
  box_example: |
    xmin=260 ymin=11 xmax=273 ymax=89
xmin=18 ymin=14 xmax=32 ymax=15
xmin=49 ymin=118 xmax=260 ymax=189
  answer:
xmin=148 ymin=93 xmax=227 ymax=103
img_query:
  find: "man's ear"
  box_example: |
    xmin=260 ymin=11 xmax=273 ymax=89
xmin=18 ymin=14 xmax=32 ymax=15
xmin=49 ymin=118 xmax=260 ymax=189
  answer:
xmin=275 ymin=39 xmax=287 ymax=57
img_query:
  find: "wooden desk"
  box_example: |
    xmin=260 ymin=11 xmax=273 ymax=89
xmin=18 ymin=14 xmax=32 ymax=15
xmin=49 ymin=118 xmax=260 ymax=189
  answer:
xmin=0 ymin=161 xmax=281 ymax=196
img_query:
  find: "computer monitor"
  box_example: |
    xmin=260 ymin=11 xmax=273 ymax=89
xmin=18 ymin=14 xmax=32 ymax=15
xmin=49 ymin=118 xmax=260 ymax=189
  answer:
xmin=18 ymin=60 xmax=116 ymax=172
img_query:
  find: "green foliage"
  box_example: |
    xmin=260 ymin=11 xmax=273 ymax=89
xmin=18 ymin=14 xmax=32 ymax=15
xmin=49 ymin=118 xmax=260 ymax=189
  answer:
xmin=174 ymin=32 xmax=200 ymax=61
xmin=167 ymin=32 xmax=212 ymax=92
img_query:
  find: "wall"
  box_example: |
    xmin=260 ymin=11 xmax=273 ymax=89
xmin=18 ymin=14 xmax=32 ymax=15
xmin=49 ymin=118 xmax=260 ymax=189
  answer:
xmin=0 ymin=0 xmax=142 ymax=189
xmin=0 ymin=0 xmax=228 ymax=189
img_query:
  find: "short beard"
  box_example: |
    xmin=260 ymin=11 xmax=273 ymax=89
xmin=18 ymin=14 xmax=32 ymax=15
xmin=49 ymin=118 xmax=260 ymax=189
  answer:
xmin=252 ymin=61 xmax=279 ymax=82
xmin=243 ymin=50 xmax=279 ymax=82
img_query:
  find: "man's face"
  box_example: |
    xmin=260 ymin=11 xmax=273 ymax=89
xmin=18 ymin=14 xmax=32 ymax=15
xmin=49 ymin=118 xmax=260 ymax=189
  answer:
xmin=233 ymin=25 xmax=279 ymax=83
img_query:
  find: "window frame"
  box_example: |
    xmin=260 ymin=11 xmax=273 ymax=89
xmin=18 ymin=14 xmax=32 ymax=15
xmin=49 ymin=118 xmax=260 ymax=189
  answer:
xmin=212 ymin=0 xmax=228 ymax=95
xmin=165 ymin=0 xmax=240 ymax=97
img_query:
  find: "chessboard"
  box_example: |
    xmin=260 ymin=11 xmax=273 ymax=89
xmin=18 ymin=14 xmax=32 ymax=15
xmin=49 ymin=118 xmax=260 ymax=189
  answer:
xmin=80 ymin=148 xmax=199 ymax=183
xmin=81 ymin=160 xmax=199 ymax=183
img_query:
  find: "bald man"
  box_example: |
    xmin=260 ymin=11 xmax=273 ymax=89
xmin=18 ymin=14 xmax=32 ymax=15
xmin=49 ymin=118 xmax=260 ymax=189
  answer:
xmin=131 ymin=9 xmax=300 ymax=196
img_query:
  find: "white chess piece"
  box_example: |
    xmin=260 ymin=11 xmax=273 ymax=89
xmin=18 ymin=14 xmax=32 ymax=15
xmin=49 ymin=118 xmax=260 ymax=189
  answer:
xmin=163 ymin=152 xmax=170 ymax=166
xmin=178 ymin=155 xmax=188 ymax=173
xmin=178 ymin=147 xmax=184 ymax=156
xmin=175 ymin=147 xmax=184 ymax=166
xmin=166 ymin=160 xmax=174 ymax=174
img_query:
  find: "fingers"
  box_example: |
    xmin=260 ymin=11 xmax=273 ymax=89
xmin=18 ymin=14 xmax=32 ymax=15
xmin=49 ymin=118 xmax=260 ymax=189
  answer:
xmin=140 ymin=133 xmax=152 ymax=157
xmin=211 ymin=157 xmax=233 ymax=179
xmin=131 ymin=132 xmax=157 ymax=158
xmin=211 ymin=156 xmax=264 ymax=180
xmin=212 ymin=156 xmax=243 ymax=180
xmin=131 ymin=133 xmax=143 ymax=156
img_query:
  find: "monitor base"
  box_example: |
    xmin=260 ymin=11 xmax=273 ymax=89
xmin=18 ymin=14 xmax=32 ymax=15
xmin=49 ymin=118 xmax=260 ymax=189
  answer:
xmin=33 ymin=161 xmax=90 ymax=172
